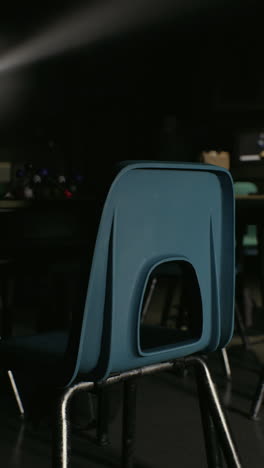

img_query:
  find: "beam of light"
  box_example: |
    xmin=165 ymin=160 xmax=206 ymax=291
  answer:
xmin=0 ymin=0 xmax=204 ymax=73
xmin=0 ymin=49 xmax=30 ymax=119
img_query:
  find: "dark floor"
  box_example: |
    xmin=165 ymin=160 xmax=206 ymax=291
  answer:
xmin=0 ymin=329 xmax=264 ymax=468
xmin=1 ymin=260 xmax=264 ymax=468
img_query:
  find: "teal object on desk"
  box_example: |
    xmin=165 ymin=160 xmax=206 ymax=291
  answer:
xmin=234 ymin=181 xmax=257 ymax=196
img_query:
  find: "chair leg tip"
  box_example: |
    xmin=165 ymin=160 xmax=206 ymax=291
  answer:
xmin=249 ymin=413 xmax=261 ymax=421
xmin=96 ymin=435 xmax=110 ymax=447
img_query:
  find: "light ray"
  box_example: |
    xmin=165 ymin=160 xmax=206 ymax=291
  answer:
xmin=0 ymin=0 xmax=198 ymax=73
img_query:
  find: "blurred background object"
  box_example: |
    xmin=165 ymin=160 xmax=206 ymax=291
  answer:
xmin=201 ymin=151 xmax=230 ymax=170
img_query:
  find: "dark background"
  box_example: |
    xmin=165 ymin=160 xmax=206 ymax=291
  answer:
xmin=0 ymin=0 xmax=263 ymax=188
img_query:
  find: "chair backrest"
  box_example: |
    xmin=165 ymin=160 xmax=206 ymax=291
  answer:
xmin=66 ymin=162 xmax=235 ymax=385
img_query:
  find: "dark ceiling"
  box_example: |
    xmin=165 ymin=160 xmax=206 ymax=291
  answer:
xmin=0 ymin=0 xmax=263 ymax=145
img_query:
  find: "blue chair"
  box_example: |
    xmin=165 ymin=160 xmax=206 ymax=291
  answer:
xmin=0 ymin=161 xmax=241 ymax=467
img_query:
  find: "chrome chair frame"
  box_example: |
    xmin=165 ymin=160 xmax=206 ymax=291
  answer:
xmin=53 ymin=356 xmax=242 ymax=468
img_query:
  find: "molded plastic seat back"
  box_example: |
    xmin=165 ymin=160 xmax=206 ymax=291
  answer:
xmin=72 ymin=162 xmax=234 ymax=383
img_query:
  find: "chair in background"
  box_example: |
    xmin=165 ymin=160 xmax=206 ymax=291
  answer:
xmin=200 ymin=152 xmax=256 ymax=348
xmin=235 ymin=181 xmax=259 ymax=347
xmin=0 ymin=257 xmax=26 ymax=416
xmin=250 ymin=366 xmax=264 ymax=420
xmin=0 ymin=161 xmax=241 ymax=468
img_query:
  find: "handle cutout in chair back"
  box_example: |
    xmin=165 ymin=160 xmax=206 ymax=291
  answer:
xmin=140 ymin=260 xmax=203 ymax=353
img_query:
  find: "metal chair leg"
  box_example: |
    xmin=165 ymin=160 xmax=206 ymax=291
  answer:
xmin=141 ymin=277 xmax=157 ymax=321
xmin=160 ymin=278 xmax=176 ymax=326
xmin=96 ymin=386 xmax=110 ymax=446
xmin=53 ymin=381 xmax=95 ymax=468
xmin=220 ymin=348 xmax=232 ymax=380
xmin=235 ymin=303 xmax=250 ymax=350
xmin=122 ymin=379 xmax=137 ymax=468
xmin=250 ymin=367 xmax=264 ymax=420
xmin=186 ymin=356 xmax=242 ymax=468
xmin=7 ymin=370 xmax=25 ymax=417
xmin=196 ymin=370 xmax=224 ymax=467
